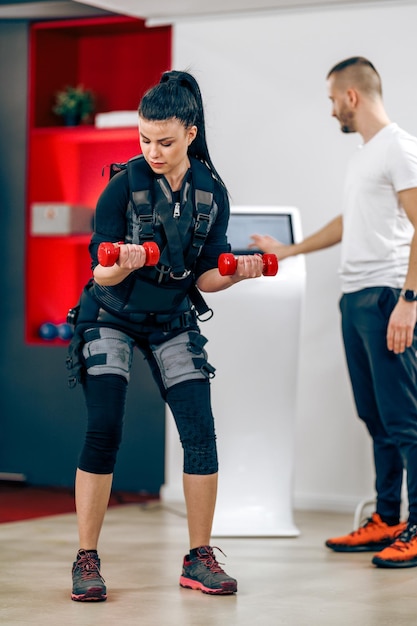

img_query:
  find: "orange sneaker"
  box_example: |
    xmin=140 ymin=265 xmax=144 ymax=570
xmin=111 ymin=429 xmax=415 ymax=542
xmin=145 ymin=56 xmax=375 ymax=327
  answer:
xmin=325 ymin=513 xmax=406 ymax=552
xmin=372 ymin=524 xmax=417 ymax=568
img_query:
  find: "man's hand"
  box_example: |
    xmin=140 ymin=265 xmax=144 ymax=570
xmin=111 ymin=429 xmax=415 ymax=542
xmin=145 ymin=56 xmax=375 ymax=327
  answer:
xmin=387 ymin=299 xmax=417 ymax=354
xmin=249 ymin=234 xmax=292 ymax=260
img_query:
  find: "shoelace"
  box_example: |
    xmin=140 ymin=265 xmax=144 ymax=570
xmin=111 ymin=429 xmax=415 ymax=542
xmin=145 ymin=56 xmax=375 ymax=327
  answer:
xmin=77 ymin=552 xmax=105 ymax=582
xmin=351 ymin=517 xmax=379 ymax=537
xmin=388 ymin=525 xmax=417 ymax=552
xmin=196 ymin=546 xmax=226 ymax=573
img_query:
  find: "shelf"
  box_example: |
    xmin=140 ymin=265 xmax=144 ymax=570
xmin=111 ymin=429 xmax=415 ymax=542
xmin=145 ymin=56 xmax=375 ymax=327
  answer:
xmin=26 ymin=236 xmax=92 ymax=344
xmin=28 ymin=128 xmax=141 ymax=206
xmin=25 ymin=15 xmax=172 ymax=344
xmin=29 ymin=16 xmax=171 ymax=128
xmin=31 ymin=125 xmax=140 ymax=142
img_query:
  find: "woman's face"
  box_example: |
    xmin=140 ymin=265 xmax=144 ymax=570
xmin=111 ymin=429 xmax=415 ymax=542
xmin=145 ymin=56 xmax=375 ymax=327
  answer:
xmin=138 ymin=116 xmax=197 ymax=182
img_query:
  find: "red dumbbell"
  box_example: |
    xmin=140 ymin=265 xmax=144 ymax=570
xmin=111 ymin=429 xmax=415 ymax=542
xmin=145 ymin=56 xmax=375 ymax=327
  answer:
xmin=218 ymin=252 xmax=278 ymax=276
xmin=98 ymin=241 xmax=160 ymax=267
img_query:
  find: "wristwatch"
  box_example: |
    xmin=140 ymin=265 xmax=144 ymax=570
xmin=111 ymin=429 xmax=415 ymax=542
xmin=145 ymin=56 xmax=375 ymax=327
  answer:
xmin=400 ymin=288 xmax=417 ymax=302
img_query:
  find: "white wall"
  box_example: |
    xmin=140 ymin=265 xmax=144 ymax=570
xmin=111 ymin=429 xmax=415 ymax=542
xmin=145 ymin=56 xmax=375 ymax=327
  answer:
xmin=172 ymin=1 xmax=417 ymax=512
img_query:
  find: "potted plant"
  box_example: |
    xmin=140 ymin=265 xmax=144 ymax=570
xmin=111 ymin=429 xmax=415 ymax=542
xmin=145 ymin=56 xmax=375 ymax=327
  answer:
xmin=52 ymin=84 xmax=95 ymax=126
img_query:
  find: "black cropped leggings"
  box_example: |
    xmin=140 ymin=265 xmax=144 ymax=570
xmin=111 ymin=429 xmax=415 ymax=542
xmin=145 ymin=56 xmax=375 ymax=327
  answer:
xmin=78 ymin=366 xmax=218 ymax=477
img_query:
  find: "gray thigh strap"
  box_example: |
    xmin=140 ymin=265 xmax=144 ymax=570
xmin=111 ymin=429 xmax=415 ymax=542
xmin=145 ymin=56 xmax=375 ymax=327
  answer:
xmin=82 ymin=327 xmax=134 ymax=381
xmin=151 ymin=330 xmax=215 ymax=390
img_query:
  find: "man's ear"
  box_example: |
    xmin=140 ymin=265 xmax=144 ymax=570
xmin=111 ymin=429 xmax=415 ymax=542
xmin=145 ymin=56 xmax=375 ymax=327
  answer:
xmin=346 ymin=88 xmax=359 ymax=107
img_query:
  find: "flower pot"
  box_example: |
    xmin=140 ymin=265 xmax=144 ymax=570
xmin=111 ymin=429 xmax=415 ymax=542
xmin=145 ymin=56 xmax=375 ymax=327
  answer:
xmin=63 ymin=113 xmax=82 ymax=127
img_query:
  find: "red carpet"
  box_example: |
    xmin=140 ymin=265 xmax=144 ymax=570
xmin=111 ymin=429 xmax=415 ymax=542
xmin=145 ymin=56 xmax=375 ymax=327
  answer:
xmin=0 ymin=483 xmax=159 ymax=523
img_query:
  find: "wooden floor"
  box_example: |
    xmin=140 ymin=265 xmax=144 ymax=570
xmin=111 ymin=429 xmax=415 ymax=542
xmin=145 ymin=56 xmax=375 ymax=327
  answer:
xmin=1 ymin=504 xmax=416 ymax=626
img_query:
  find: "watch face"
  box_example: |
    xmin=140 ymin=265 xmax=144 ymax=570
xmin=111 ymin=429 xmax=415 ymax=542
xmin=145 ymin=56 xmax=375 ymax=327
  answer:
xmin=404 ymin=289 xmax=417 ymax=301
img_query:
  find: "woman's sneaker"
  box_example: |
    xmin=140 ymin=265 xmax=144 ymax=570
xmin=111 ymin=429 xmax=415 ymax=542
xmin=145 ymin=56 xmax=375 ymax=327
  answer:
xmin=372 ymin=524 xmax=417 ymax=568
xmin=179 ymin=546 xmax=237 ymax=595
xmin=71 ymin=549 xmax=107 ymax=601
xmin=325 ymin=513 xmax=406 ymax=552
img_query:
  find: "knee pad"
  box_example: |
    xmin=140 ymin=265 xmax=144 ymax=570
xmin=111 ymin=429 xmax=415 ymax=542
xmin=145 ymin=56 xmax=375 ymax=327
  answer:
xmin=78 ymin=373 xmax=127 ymax=474
xmin=167 ymin=381 xmax=218 ymax=475
xmin=151 ymin=330 xmax=215 ymax=391
xmin=82 ymin=327 xmax=134 ymax=382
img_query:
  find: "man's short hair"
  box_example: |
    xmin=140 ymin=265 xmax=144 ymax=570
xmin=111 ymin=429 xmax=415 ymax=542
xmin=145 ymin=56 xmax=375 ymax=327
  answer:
xmin=327 ymin=56 xmax=382 ymax=97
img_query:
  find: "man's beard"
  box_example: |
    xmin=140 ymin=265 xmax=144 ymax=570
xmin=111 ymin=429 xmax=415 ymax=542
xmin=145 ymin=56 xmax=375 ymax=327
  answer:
xmin=338 ymin=108 xmax=355 ymax=134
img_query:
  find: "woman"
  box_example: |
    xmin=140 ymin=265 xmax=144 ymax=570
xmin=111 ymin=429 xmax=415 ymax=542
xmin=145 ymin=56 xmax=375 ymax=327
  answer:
xmin=69 ymin=70 xmax=263 ymax=601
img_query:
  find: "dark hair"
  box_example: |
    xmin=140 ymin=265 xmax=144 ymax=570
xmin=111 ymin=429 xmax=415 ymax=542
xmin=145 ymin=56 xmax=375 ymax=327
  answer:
xmin=327 ymin=56 xmax=382 ymax=97
xmin=138 ymin=70 xmax=227 ymax=191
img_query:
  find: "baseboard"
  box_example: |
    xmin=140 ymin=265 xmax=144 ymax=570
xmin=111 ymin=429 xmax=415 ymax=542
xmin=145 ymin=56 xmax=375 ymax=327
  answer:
xmin=0 ymin=473 xmax=27 ymax=483
xmin=293 ymin=492 xmax=375 ymax=514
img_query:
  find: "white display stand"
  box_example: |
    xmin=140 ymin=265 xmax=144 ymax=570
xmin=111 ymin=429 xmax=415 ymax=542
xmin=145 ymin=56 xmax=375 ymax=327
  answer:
xmin=160 ymin=206 xmax=305 ymax=537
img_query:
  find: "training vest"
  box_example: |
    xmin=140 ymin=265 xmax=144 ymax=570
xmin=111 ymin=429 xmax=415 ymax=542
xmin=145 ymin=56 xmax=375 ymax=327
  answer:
xmin=92 ymin=155 xmax=217 ymax=319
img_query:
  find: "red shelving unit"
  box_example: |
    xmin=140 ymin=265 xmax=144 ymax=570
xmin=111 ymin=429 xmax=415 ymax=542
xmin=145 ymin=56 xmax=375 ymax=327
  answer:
xmin=26 ymin=15 xmax=172 ymax=344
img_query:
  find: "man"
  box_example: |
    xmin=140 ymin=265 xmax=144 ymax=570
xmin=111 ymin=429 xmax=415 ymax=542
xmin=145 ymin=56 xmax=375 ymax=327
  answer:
xmin=251 ymin=56 xmax=417 ymax=568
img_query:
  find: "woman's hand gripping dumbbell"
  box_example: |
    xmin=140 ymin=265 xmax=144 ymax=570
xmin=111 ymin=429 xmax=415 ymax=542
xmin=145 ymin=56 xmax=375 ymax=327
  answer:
xmin=97 ymin=241 xmax=160 ymax=268
xmin=218 ymin=252 xmax=278 ymax=276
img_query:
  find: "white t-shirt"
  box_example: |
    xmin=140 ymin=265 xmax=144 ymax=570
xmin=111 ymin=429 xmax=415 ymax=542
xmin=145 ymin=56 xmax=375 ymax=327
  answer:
xmin=339 ymin=123 xmax=417 ymax=293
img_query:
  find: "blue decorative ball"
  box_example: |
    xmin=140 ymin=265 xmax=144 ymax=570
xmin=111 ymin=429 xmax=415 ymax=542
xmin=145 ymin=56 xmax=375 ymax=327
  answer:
xmin=57 ymin=322 xmax=73 ymax=341
xmin=39 ymin=322 xmax=58 ymax=341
